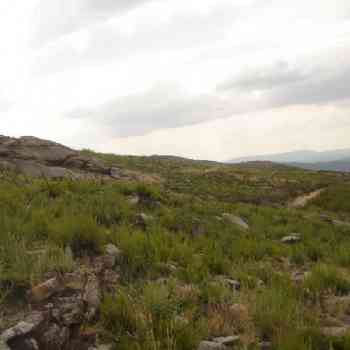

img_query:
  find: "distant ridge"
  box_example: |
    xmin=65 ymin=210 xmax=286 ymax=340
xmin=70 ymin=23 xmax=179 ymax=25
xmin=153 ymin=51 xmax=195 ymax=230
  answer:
xmin=229 ymin=148 xmax=350 ymax=164
xmin=229 ymin=148 xmax=350 ymax=172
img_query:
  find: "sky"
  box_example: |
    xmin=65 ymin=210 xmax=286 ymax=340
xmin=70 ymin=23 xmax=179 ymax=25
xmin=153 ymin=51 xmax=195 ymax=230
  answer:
xmin=1 ymin=0 xmax=350 ymax=161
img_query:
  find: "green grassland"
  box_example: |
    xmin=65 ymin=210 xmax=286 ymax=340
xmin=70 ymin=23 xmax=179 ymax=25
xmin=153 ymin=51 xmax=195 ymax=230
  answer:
xmin=1 ymin=156 xmax=350 ymax=349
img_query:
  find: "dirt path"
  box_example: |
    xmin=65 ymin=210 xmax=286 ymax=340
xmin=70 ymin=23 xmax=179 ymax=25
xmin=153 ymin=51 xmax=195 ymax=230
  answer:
xmin=288 ymin=188 xmax=325 ymax=208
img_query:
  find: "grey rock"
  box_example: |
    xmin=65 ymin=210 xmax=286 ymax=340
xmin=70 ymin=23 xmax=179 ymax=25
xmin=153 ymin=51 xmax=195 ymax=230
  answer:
xmin=128 ymin=195 xmax=140 ymax=205
xmin=198 ymin=341 xmax=228 ymax=350
xmin=222 ymin=213 xmax=249 ymax=230
xmin=105 ymin=243 xmax=122 ymax=260
xmin=1 ymin=312 xmax=44 ymax=342
xmin=224 ymin=279 xmax=241 ymax=291
xmin=281 ymin=234 xmax=301 ymax=244
xmin=136 ymin=213 xmax=154 ymax=226
xmin=213 ymin=335 xmax=240 ymax=345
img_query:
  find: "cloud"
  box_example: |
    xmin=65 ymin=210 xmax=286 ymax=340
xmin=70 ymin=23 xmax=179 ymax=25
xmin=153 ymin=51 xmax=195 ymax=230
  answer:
xmin=218 ymin=57 xmax=350 ymax=108
xmin=67 ymin=83 xmax=262 ymax=137
xmin=0 ymin=94 xmax=11 ymax=112
xmin=218 ymin=61 xmax=310 ymax=91
xmin=32 ymin=3 xmax=238 ymax=75
xmin=65 ymin=46 xmax=350 ymax=139
xmin=31 ymin=0 xmax=156 ymax=46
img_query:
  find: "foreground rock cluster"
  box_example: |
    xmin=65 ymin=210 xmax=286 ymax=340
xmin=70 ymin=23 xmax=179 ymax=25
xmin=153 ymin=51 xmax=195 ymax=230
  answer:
xmin=0 ymin=245 xmax=121 ymax=350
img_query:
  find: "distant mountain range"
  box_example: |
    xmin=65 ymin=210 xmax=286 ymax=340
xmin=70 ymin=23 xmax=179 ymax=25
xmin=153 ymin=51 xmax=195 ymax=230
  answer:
xmin=229 ymin=149 xmax=350 ymax=172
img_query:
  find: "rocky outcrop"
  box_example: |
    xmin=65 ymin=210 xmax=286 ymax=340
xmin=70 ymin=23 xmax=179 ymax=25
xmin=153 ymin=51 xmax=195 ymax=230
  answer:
xmin=0 ymin=245 xmax=122 ymax=350
xmin=0 ymin=135 xmax=158 ymax=182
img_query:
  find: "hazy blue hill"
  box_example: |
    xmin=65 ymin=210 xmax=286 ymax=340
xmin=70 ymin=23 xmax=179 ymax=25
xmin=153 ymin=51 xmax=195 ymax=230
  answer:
xmin=291 ymin=157 xmax=350 ymax=172
xmin=229 ymin=148 xmax=350 ymax=164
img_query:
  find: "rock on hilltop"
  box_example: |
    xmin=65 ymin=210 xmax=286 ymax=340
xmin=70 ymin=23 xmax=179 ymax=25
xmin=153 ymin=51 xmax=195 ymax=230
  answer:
xmin=0 ymin=136 xmax=157 ymax=182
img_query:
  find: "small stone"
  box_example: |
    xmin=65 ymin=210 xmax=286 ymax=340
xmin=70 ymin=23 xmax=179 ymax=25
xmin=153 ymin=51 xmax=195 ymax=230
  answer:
xmin=291 ymin=271 xmax=309 ymax=283
xmin=224 ymin=279 xmax=241 ymax=291
xmin=136 ymin=213 xmax=154 ymax=226
xmin=128 ymin=195 xmax=140 ymax=205
xmin=105 ymin=244 xmax=122 ymax=258
xmin=222 ymin=214 xmax=249 ymax=230
xmin=198 ymin=341 xmax=228 ymax=350
xmin=259 ymin=341 xmax=272 ymax=349
xmin=281 ymin=234 xmax=301 ymax=244
xmin=213 ymin=335 xmax=240 ymax=346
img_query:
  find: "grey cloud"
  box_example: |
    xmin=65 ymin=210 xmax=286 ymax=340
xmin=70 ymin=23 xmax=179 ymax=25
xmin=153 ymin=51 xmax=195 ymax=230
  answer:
xmin=219 ymin=60 xmax=350 ymax=108
xmin=218 ymin=61 xmax=309 ymax=91
xmin=66 ymin=57 xmax=350 ymax=138
xmin=32 ymin=0 xmax=156 ymax=47
xmin=67 ymin=84 xmax=260 ymax=137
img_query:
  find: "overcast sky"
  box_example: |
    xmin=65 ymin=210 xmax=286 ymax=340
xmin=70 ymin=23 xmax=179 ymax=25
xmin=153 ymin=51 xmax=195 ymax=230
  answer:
xmin=1 ymin=0 xmax=350 ymax=160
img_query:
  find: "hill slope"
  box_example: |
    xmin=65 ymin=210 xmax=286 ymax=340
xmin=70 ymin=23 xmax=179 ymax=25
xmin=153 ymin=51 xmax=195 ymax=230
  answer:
xmin=1 ymin=136 xmax=350 ymax=350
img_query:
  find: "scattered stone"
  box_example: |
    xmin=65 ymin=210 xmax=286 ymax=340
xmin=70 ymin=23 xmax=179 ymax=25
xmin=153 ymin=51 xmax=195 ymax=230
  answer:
xmin=213 ymin=335 xmax=240 ymax=346
xmin=136 ymin=212 xmax=154 ymax=227
xmin=224 ymin=279 xmax=241 ymax=291
xmin=222 ymin=213 xmax=249 ymax=230
xmin=321 ymin=326 xmax=349 ymax=337
xmin=291 ymin=271 xmax=309 ymax=283
xmin=280 ymin=234 xmax=301 ymax=244
xmin=105 ymin=244 xmax=122 ymax=261
xmin=128 ymin=195 xmax=140 ymax=205
xmin=259 ymin=341 xmax=272 ymax=349
xmin=198 ymin=341 xmax=228 ymax=350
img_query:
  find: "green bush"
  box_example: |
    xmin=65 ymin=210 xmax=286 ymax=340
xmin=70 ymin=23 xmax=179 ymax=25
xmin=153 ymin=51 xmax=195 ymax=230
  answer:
xmin=49 ymin=214 xmax=104 ymax=256
xmin=304 ymin=264 xmax=350 ymax=300
xmin=254 ymin=279 xmax=304 ymax=342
